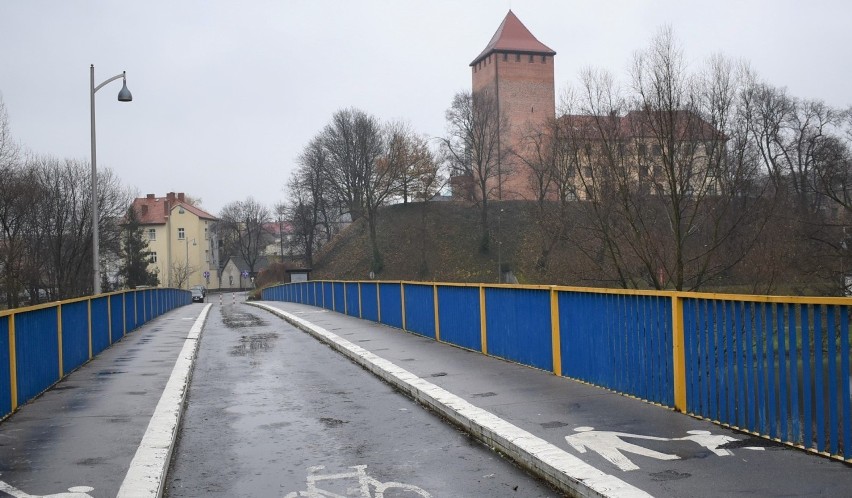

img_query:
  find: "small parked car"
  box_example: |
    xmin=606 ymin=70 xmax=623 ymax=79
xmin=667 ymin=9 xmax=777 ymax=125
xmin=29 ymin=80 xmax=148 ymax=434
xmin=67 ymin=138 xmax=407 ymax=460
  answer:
xmin=191 ymin=288 xmax=205 ymax=303
xmin=191 ymin=285 xmax=207 ymax=297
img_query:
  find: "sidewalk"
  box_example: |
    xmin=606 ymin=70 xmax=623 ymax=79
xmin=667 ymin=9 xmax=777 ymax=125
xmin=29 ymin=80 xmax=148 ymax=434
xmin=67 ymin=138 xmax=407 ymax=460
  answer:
xmin=251 ymin=301 xmax=852 ymax=498
xmin=0 ymin=303 xmax=209 ymax=498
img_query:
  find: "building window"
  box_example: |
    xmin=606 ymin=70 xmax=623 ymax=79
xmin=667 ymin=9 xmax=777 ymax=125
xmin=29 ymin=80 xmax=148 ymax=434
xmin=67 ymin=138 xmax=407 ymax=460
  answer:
xmin=148 ymin=229 xmax=156 ymax=241
xmin=515 ymin=53 xmax=520 ymax=62
xmin=502 ymin=53 xmax=507 ymax=62
xmin=178 ymin=227 xmax=185 ymax=240
xmin=205 ymin=250 xmax=210 ymax=262
xmin=639 ymin=144 xmax=648 ymax=157
xmin=204 ymin=227 xmax=208 ymax=239
xmin=652 ymin=144 xmax=662 ymax=156
xmin=541 ymin=55 xmax=547 ymax=63
xmin=151 ymin=252 xmax=158 ymax=263
xmin=529 ymin=54 xmax=534 ymax=63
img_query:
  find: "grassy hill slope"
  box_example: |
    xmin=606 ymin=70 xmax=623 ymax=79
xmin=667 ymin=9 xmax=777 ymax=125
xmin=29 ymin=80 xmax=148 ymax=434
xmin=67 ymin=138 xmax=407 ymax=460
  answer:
xmin=312 ymin=200 xmax=579 ymax=285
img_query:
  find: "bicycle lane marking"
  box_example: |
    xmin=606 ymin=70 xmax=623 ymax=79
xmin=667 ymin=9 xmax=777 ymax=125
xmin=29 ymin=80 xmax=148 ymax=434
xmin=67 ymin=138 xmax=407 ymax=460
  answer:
xmin=116 ymin=304 xmax=212 ymax=498
xmin=250 ymin=302 xmax=652 ymax=498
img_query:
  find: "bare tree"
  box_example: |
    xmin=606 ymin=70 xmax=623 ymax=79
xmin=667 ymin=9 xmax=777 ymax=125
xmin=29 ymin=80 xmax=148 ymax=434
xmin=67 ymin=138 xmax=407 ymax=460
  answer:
xmin=218 ymin=197 xmax=272 ymax=276
xmin=442 ymin=90 xmax=507 ymax=251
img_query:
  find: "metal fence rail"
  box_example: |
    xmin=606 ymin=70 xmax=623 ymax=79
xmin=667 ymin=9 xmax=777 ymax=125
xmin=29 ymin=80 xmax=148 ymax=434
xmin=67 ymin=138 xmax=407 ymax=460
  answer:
xmin=0 ymin=288 xmax=190 ymax=421
xmin=262 ymin=280 xmax=852 ymax=462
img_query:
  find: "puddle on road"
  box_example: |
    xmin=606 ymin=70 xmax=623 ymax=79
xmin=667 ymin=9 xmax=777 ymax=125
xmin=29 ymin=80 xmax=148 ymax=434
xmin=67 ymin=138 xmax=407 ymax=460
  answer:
xmin=230 ymin=333 xmax=279 ymax=356
xmin=222 ymin=310 xmax=266 ymax=329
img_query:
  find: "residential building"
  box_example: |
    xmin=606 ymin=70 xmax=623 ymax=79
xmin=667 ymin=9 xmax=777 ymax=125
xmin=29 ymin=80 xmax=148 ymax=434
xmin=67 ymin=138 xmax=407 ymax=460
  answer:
xmin=221 ymin=255 xmax=269 ymax=290
xmin=130 ymin=192 xmax=220 ymax=290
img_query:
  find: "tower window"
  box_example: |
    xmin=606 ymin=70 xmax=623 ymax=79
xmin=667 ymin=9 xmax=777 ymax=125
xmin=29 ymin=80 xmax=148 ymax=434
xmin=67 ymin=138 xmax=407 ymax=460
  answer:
xmin=502 ymin=53 xmax=507 ymax=62
xmin=529 ymin=54 xmax=534 ymax=63
xmin=541 ymin=55 xmax=547 ymax=63
xmin=515 ymin=53 xmax=520 ymax=62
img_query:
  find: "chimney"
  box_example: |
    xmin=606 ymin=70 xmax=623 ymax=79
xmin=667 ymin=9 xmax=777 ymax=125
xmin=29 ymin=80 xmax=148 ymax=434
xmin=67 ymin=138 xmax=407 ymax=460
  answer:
xmin=166 ymin=192 xmax=176 ymax=202
xmin=146 ymin=193 xmax=155 ymax=199
xmin=178 ymin=192 xmax=185 ymax=202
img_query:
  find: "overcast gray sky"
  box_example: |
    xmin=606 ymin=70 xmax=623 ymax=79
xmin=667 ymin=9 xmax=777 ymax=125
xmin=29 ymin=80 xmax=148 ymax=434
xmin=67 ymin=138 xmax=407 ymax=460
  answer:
xmin=2 ymin=1 xmax=850 ymax=215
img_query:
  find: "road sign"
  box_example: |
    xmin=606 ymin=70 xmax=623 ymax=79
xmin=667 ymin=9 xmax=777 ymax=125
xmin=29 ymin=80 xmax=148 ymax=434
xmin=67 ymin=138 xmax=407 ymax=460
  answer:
xmin=241 ymin=271 xmax=249 ymax=278
xmin=203 ymin=271 xmax=210 ymax=278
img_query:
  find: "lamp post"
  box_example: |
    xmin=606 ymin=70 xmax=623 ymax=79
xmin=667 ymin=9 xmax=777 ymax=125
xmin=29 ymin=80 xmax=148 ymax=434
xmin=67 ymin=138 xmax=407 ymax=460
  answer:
xmin=91 ymin=64 xmax=132 ymax=295
xmin=185 ymin=238 xmax=196 ymax=290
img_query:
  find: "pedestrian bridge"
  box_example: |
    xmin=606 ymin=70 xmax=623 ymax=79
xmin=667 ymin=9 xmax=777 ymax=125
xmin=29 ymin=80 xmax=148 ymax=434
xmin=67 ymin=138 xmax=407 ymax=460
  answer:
xmin=265 ymin=280 xmax=852 ymax=463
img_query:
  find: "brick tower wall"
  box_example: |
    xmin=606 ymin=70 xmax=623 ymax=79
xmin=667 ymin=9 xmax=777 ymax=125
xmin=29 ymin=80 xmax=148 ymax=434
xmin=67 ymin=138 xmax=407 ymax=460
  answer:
xmin=472 ymin=52 xmax=555 ymax=201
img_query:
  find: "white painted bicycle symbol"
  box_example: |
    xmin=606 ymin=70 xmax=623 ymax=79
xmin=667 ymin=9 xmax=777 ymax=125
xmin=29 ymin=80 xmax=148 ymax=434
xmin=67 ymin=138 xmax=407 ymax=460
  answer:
xmin=284 ymin=465 xmax=431 ymax=498
xmin=0 ymin=474 xmax=93 ymax=498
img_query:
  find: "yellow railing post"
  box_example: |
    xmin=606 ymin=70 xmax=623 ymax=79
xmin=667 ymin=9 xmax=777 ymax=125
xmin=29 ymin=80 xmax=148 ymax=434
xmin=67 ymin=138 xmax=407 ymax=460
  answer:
xmin=8 ymin=313 xmax=17 ymax=411
xmin=479 ymin=285 xmax=488 ymax=355
xmin=550 ymin=287 xmax=562 ymax=377
xmin=400 ymin=282 xmax=407 ymax=330
xmin=433 ymin=284 xmax=441 ymax=341
xmin=672 ymin=293 xmax=687 ymax=412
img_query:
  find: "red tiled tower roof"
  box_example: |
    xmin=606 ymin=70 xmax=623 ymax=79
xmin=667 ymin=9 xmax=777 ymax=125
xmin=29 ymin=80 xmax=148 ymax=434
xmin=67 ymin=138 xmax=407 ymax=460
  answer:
xmin=470 ymin=10 xmax=555 ymax=66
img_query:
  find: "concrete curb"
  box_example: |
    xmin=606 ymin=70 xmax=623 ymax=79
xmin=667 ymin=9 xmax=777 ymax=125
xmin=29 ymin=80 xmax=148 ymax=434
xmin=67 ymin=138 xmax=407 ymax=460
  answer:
xmin=251 ymin=302 xmax=651 ymax=498
xmin=117 ymin=303 xmax=212 ymax=498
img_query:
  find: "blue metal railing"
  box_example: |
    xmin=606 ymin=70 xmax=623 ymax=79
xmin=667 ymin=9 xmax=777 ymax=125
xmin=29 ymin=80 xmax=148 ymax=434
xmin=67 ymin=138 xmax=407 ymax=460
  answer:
xmin=0 ymin=288 xmax=190 ymax=421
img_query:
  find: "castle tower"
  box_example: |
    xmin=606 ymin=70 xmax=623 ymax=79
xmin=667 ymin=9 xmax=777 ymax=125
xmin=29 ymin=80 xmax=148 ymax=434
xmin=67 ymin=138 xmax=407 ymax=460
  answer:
xmin=471 ymin=10 xmax=555 ymax=200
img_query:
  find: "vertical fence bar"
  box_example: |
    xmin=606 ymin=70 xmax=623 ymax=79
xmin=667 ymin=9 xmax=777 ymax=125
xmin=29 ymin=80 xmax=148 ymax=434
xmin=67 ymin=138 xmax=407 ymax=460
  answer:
xmin=827 ymin=305 xmax=838 ymax=456
xmin=8 ymin=314 xmax=17 ymax=411
xmin=814 ymin=305 xmax=825 ymax=453
xmin=433 ymin=285 xmax=441 ymax=342
xmin=550 ymin=287 xmax=561 ymax=377
xmin=56 ymin=305 xmax=64 ymax=377
xmin=802 ymin=305 xmax=813 ymax=449
xmin=401 ymin=282 xmax=407 ymax=331
xmin=842 ymin=307 xmax=851 ymax=459
xmin=765 ymin=302 xmax=775 ymax=438
xmin=672 ymin=294 xmax=686 ymax=413
xmin=778 ymin=303 xmax=789 ymax=442
xmin=789 ymin=303 xmax=801 ymax=444
xmin=756 ymin=302 xmax=767 ymax=436
xmin=87 ymin=300 xmax=93 ymax=360
xmin=479 ymin=285 xmax=487 ymax=355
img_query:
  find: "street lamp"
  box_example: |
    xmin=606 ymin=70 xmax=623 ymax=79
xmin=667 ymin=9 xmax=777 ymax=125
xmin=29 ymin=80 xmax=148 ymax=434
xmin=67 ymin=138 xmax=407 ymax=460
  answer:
xmin=91 ymin=64 xmax=132 ymax=295
xmin=185 ymin=238 xmax=197 ymax=290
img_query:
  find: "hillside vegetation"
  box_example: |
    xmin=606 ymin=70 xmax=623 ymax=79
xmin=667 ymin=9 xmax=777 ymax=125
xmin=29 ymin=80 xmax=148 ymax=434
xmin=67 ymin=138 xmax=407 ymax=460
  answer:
xmin=305 ymin=199 xmax=842 ymax=296
xmin=312 ymin=200 xmax=625 ymax=286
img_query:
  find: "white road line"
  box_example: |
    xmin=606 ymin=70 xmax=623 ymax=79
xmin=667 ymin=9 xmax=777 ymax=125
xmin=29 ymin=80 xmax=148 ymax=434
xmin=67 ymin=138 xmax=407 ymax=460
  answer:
xmin=250 ymin=302 xmax=652 ymax=498
xmin=117 ymin=304 xmax=211 ymax=498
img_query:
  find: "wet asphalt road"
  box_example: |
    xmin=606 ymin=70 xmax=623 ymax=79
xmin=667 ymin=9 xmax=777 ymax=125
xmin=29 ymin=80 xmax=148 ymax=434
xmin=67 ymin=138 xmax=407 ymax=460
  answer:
xmin=165 ymin=303 xmax=561 ymax=497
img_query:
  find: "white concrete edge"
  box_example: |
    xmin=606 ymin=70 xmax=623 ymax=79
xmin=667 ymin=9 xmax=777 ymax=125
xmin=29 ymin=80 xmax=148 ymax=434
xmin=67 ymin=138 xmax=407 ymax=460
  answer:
xmin=250 ymin=302 xmax=652 ymax=498
xmin=117 ymin=303 xmax=212 ymax=498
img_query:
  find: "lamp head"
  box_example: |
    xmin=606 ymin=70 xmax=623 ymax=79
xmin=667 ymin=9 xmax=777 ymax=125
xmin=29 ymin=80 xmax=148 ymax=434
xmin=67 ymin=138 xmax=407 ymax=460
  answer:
xmin=118 ymin=73 xmax=132 ymax=102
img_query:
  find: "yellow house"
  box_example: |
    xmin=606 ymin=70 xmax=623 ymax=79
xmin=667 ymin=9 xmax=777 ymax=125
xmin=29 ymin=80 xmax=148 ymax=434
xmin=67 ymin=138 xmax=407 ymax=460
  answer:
xmin=130 ymin=192 xmax=220 ymax=290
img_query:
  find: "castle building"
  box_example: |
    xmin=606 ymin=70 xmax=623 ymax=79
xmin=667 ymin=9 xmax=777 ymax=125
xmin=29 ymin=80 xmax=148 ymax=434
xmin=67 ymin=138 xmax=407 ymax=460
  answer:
xmin=467 ymin=11 xmax=721 ymax=203
xmin=470 ymin=10 xmax=556 ymax=200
